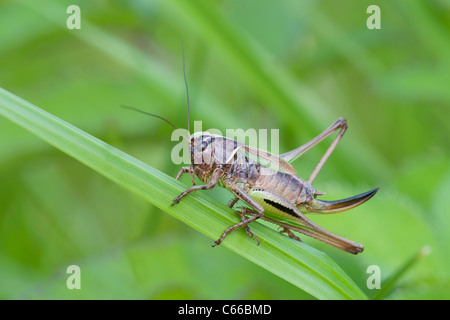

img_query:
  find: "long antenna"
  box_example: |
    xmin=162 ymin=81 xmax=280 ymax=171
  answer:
xmin=182 ymin=42 xmax=196 ymax=186
xmin=120 ymin=105 xmax=178 ymax=130
xmin=182 ymin=41 xmax=190 ymax=136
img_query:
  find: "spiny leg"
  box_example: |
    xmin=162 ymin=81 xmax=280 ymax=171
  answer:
xmin=172 ymin=169 xmax=222 ymax=206
xmin=228 ymin=197 xmax=260 ymax=243
xmin=175 ymin=166 xmax=191 ymax=180
xmin=278 ymin=118 xmax=347 ymax=184
xmin=227 ymin=197 xmax=239 ymax=208
xmin=215 ymin=187 xmax=315 ymax=247
xmin=212 ymin=185 xmax=264 ymax=246
xmin=237 ymin=200 xmax=304 ymax=244
xmin=237 ymin=207 xmax=260 ymax=245
xmin=307 ymin=119 xmax=347 ymax=184
xmin=175 ymin=166 xmax=196 ymax=185
xmin=213 ymin=209 xmax=263 ymax=246
xmin=280 ymin=227 xmax=302 ymax=242
xmin=242 ymin=205 xmax=363 ymax=254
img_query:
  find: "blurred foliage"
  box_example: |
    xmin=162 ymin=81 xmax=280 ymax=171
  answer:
xmin=0 ymin=0 xmax=449 ymax=299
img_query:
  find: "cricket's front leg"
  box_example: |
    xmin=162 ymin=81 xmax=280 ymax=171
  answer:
xmin=175 ymin=166 xmax=192 ymax=180
xmin=172 ymin=169 xmax=223 ymax=206
xmin=175 ymin=166 xmax=197 ymax=186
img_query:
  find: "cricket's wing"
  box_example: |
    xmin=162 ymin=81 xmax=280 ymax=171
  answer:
xmin=213 ymin=136 xmax=297 ymax=174
xmin=241 ymin=143 xmax=297 ymax=174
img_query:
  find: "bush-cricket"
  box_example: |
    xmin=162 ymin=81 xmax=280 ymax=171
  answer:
xmin=124 ymin=46 xmax=378 ymax=255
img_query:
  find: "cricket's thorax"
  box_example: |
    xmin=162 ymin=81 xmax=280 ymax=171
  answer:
xmin=223 ymin=152 xmax=261 ymax=183
xmin=195 ymin=150 xmax=262 ymax=185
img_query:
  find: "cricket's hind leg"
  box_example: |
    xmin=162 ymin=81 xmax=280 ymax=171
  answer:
xmin=279 ymin=118 xmax=347 ymax=185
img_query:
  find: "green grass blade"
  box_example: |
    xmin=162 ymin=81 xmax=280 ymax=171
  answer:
xmin=0 ymin=87 xmax=367 ymax=300
xmin=372 ymin=246 xmax=431 ymax=300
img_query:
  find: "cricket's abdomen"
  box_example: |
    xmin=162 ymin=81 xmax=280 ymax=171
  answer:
xmin=253 ymin=167 xmax=315 ymax=205
xmin=222 ymin=154 xmax=316 ymax=207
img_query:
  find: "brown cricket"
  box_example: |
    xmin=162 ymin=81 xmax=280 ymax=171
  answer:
xmin=127 ymin=45 xmax=378 ymax=254
xmin=172 ymin=118 xmax=378 ymax=254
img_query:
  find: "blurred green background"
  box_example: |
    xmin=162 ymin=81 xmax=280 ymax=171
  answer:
xmin=0 ymin=0 xmax=449 ymax=299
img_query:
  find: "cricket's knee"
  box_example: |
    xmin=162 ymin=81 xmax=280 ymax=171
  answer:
xmin=335 ymin=117 xmax=347 ymax=127
xmin=175 ymin=167 xmax=191 ymax=180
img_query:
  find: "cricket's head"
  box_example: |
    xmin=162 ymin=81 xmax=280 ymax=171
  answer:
xmin=189 ymin=132 xmax=243 ymax=169
xmin=189 ymin=132 xmax=215 ymax=168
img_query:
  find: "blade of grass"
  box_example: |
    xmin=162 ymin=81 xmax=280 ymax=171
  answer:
xmin=372 ymin=246 xmax=431 ymax=300
xmin=0 ymin=87 xmax=367 ymax=299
